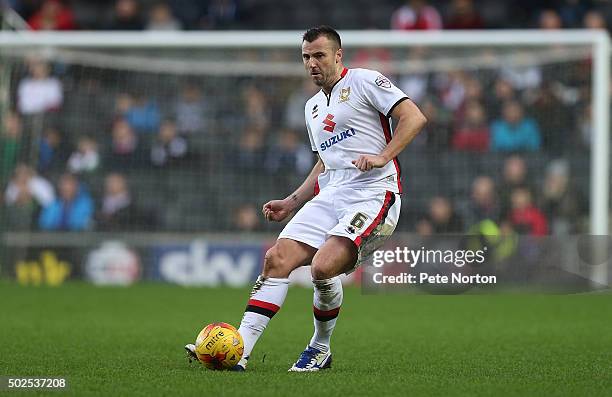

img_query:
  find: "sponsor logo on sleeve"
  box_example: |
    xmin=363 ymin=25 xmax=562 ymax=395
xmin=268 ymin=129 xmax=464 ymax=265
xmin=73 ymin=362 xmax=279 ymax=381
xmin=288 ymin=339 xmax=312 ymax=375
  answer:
xmin=375 ymin=75 xmax=392 ymax=88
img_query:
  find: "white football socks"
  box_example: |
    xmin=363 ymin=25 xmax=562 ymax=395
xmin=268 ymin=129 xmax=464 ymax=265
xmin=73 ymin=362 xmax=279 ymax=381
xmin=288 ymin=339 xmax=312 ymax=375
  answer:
xmin=309 ymin=277 xmax=343 ymax=353
xmin=237 ymin=276 xmax=289 ymax=367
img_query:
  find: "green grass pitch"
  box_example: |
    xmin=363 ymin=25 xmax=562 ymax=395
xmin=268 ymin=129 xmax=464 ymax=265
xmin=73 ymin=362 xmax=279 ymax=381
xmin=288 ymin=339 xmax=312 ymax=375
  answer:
xmin=1 ymin=282 xmax=611 ymax=396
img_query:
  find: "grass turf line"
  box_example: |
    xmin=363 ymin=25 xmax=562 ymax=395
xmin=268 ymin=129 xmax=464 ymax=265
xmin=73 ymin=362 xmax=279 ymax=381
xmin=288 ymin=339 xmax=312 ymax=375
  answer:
xmin=0 ymin=282 xmax=611 ymax=396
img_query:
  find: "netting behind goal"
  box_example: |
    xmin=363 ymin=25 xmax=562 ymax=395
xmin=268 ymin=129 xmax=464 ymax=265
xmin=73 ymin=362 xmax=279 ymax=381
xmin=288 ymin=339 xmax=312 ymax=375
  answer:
xmin=0 ymin=32 xmax=606 ymax=237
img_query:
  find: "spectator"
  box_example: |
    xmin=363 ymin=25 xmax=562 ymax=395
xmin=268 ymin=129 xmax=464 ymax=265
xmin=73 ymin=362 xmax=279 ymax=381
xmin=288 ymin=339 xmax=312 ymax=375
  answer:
xmin=201 ymin=0 xmax=239 ymax=29
xmin=1 ymin=111 xmax=23 ymax=185
xmin=530 ymin=81 xmax=572 ymax=154
xmin=106 ymin=0 xmax=144 ymax=30
xmin=418 ymin=97 xmax=452 ymax=149
xmin=175 ymin=84 xmax=212 ymax=135
xmin=241 ymin=85 xmax=270 ymax=132
xmin=39 ymin=173 xmax=93 ymax=231
xmin=5 ymin=164 xmax=55 ymax=208
xmin=491 ymin=101 xmax=541 ymax=151
xmin=461 ymin=176 xmax=501 ymax=227
xmin=391 ymin=0 xmax=443 ymax=30
xmin=285 ymin=80 xmax=319 ymax=132
xmin=540 ymin=160 xmax=584 ymax=235
xmin=150 ymin=120 xmax=188 ymax=167
xmin=232 ymin=203 xmax=262 ymax=232
xmin=452 ymin=100 xmax=490 ymax=152
xmin=583 ymin=10 xmax=607 ymax=30
xmin=116 ymin=92 xmax=161 ymax=134
xmin=67 ymin=136 xmax=100 ymax=174
xmin=265 ymin=128 xmax=313 ymax=176
xmin=398 ymin=47 xmax=430 ymax=104
xmin=508 ymin=186 xmax=548 ymax=236
xmin=97 ymin=173 xmax=141 ymax=231
xmin=487 ymin=78 xmax=515 ymax=121
xmin=38 ymin=126 xmax=67 ymax=173
xmin=445 ymin=0 xmax=485 ymax=30
xmin=538 ymin=9 xmax=562 ymax=30
xmin=499 ymin=154 xmax=531 ymax=218
xmin=425 ymin=196 xmax=464 ymax=233
xmin=109 ymin=119 xmax=139 ymax=169
xmin=146 ymin=1 xmax=182 ymax=30
xmin=17 ymin=59 xmax=63 ymax=115
xmin=231 ymin=128 xmax=265 ymax=172
xmin=27 ymin=0 xmax=76 ymax=30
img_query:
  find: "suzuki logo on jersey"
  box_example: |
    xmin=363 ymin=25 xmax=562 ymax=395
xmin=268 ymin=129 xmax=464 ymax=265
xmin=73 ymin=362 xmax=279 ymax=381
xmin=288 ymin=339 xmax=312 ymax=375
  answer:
xmin=323 ymin=113 xmax=336 ymax=132
xmin=320 ymin=128 xmax=356 ymax=152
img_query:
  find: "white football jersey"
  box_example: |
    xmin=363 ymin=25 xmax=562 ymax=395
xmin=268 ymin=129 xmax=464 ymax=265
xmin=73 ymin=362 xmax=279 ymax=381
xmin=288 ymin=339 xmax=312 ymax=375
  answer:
xmin=304 ymin=68 xmax=408 ymax=194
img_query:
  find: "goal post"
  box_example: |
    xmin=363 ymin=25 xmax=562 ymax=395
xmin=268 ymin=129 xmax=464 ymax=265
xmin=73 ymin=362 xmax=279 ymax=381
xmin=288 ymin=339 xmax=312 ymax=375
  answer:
xmin=0 ymin=30 xmax=609 ymax=286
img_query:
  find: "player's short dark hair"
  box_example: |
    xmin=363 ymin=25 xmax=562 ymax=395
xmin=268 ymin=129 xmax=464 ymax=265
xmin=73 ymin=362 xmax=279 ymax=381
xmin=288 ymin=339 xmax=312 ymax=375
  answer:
xmin=302 ymin=26 xmax=342 ymax=49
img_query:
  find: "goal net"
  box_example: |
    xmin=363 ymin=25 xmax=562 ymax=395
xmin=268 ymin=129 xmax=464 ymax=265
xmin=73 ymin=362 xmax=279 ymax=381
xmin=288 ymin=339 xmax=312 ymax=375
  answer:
xmin=0 ymin=31 xmax=608 ymax=286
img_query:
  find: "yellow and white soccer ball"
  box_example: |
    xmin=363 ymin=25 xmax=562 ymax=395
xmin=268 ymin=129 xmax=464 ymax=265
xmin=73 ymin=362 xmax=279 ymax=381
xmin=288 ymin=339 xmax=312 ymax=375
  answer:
xmin=195 ymin=322 xmax=244 ymax=370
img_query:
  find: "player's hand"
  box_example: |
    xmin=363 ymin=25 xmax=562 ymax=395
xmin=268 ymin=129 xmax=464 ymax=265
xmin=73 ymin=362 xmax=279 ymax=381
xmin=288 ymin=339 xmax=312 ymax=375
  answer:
xmin=352 ymin=154 xmax=388 ymax=172
xmin=262 ymin=200 xmax=292 ymax=222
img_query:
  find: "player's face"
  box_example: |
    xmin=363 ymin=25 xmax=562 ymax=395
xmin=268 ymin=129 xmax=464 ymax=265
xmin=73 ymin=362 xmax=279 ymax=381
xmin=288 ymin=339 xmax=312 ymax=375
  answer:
xmin=302 ymin=36 xmax=342 ymax=88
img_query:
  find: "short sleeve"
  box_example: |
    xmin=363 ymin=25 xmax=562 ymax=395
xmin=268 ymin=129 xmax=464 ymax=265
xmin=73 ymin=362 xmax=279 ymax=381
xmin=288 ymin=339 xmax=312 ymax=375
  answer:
xmin=360 ymin=71 xmax=409 ymax=117
xmin=305 ymin=115 xmax=318 ymax=152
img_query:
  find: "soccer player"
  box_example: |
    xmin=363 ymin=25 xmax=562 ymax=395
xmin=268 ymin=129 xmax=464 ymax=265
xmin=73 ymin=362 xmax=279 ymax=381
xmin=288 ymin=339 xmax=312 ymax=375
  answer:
xmin=186 ymin=26 xmax=426 ymax=371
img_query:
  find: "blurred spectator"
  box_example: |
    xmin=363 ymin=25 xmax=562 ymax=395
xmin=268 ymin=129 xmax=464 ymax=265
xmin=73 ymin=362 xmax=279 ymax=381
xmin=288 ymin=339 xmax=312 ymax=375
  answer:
xmin=39 ymin=173 xmax=93 ymax=231
xmin=508 ymin=186 xmax=548 ymax=236
xmin=265 ymin=128 xmax=313 ymax=175
xmin=436 ymin=70 xmax=467 ymax=112
xmin=106 ymin=0 xmax=144 ymax=30
xmin=487 ymin=78 xmax=515 ymax=121
xmin=27 ymin=0 xmax=76 ymax=30
xmin=398 ymin=47 xmax=430 ymax=104
xmin=109 ymin=119 xmax=139 ymax=169
xmin=424 ymin=196 xmax=464 ymax=233
xmin=242 ymin=85 xmax=270 ymax=131
xmin=583 ymin=10 xmax=607 ymax=30
xmin=351 ymin=47 xmax=392 ymax=75
xmin=5 ymin=164 xmax=55 ymax=208
xmin=461 ymin=176 xmax=501 ymax=227
xmin=17 ymin=59 xmax=63 ymax=115
xmin=540 ymin=160 xmax=584 ymax=235
xmin=67 ymin=136 xmax=100 ymax=174
xmin=3 ymin=165 xmax=46 ymax=230
xmin=232 ymin=203 xmax=262 ymax=232
xmin=451 ymin=100 xmax=490 ymax=152
xmin=116 ymin=92 xmax=161 ymax=134
xmin=96 ymin=173 xmax=147 ymax=231
xmin=201 ymin=0 xmax=239 ymax=29
xmin=391 ymin=0 xmax=443 ymax=30
xmin=577 ymin=104 xmax=591 ymax=148
xmin=175 ymin=84 xmax=212 ymax=135
xmin=538 ymin=9 xmax=562 ymax=30
xmin=37 ymin=126 xmax=67 ymax=174
xmin=530 ymin=82 xmax=572 ymax=154
xmin=491 ymin=101 xmax=541 ymax=151
xmin=1 ymin=111 xmax=23 ymax=185
xmin=498 ymin=154 xmax=531 ymax=219
xmin=232 ymin=128 xmax=265 ymax=172
xmin=285 ymin=80 xmax=319 ymax=132
xmin=146 ymin=1 xmax=182 ymax=30
xmin=418 ymin=97 xmax=452 ymax=149
xmin=150 ymin=120 xmax=188 ymax=167
xmin=499 ymin=59 xmax=542 ymax=92
xmin=445 ymin=0 xmax=485 ymax=29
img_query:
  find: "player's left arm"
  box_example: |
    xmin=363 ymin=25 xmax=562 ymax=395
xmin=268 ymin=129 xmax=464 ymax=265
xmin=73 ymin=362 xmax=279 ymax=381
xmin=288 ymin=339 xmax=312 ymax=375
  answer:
xmin=352 ymin=99 xmax=427 ymax=171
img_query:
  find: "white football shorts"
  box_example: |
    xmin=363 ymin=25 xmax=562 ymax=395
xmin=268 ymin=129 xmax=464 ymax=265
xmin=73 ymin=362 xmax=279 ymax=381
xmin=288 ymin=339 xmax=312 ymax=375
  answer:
xmin=278 ymin=185 xmax=401 ymax=270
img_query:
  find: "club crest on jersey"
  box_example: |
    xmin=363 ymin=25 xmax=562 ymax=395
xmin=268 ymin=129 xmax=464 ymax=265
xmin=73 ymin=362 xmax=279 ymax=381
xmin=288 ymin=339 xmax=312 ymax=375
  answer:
xmin=339 ymin=87 xmax=351 ymax=103
xmin=312 ymin=104 xmax=319 ymax=119
xmin=375 ymin=75 xmax=392 ymax=88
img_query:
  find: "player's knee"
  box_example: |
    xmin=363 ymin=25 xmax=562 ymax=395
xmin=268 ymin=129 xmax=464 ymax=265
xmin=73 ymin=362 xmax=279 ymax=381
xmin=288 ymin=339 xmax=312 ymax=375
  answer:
xmin=263 ymin=244 xmax=291 ymax=278
xmin=310 ymin=260 xmax=333 ymax=280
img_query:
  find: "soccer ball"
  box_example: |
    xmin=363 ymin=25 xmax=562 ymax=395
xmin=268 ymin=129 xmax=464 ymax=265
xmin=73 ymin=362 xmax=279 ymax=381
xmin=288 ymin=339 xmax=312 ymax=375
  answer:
xmin=195 ymin=322 xmax=244 ymax=370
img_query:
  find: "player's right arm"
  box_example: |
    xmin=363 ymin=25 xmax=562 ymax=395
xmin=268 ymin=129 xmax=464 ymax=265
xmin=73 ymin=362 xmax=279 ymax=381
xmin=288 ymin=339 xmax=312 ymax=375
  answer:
xmin=262 ymin=156 xmax=324 ymax=222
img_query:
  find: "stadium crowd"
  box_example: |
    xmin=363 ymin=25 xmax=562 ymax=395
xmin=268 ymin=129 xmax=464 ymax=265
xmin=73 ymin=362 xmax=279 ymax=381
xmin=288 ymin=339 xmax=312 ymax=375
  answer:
xmin=0 ymin=0 xmax=607 ymax=236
